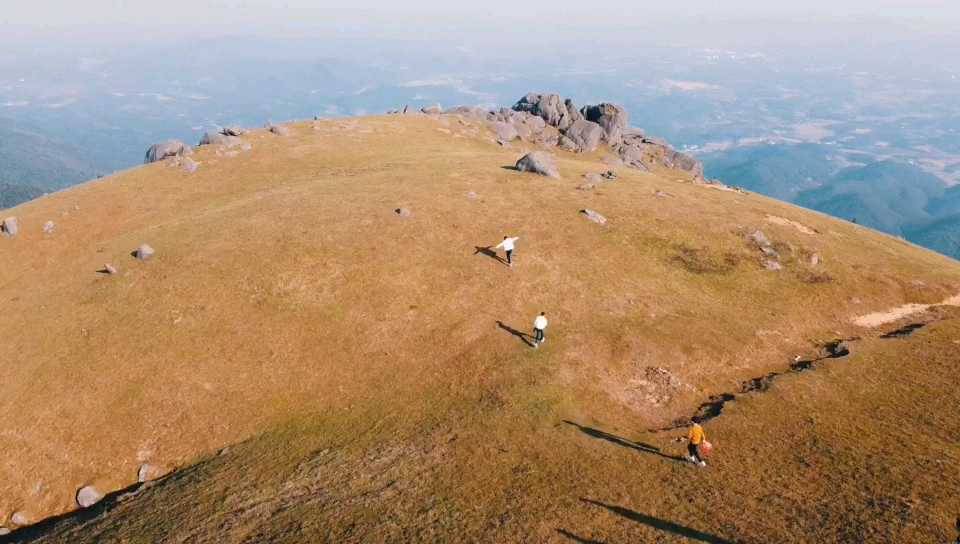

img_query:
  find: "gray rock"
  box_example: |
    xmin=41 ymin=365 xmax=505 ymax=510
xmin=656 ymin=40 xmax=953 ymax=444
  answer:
xmin=666 ymin=149 xmax=704 ymax=178
xmin=199 ymin=131 xmax=241 ymax=147
xmin=490 ymin=122 xmax=518 ymax=142
xmin=76 ymin=486 xmax=103 ymax=508
xmin=11 ymin=512 xmax=27 ymax=526
xmin=811 ymin=253 xmax=820 ymax=266
xmin=562 ymin=120 xmax=603 ymax=152
xmin=443 ymin=106 xmax=490 ymax=122
xmin=105 ymin=263 xmax=117 ymax=275
xmin=270 ymin=125 xmax=290 ymax=137
xmin=179 ymin=158 xmax=198 ymax=173
xmin=138 ymin=464 xmax=161 ymax=483
xmin=421 ymin=104 xmax=442 ymax=115
xmin=602 ymin=170 xmax=618 ymax=180
xmin=747 ymin=230 xmax=772 ymax=246
xmin=760 ymin=246 xmax=779 ymax=258
xmin=167 ymin=158 xmax=179 ymax=168
xmin=396 ymin=207 xmax=410 ymax=217
xmin=515 ymin=152 xmax=561 ymax=179
xmin=581 ymin=102 xmax=627 ymax=145
xmin=523 ymin=115 xmax=546 ymax=129
xmin=135 ymin=244 xmax=155 ymax=260
xmin=513 ymin=92 xmax=566 ymax=127
xmin=2 ymin=217 xmax=18 ymax=235
xmin=581 ymin=209 xmax=607 ymax=225
xmin=0 ymin=527 xmax=10 ymax=535
xmin=561 ymin=99 xmax=584 ymax=130
xmin=654 ymin=190 xmax=666 ymax=197
xmin=583 ymin=172 xmax=604 ymax=182
xmin=144 ymin=140 xmax=191 ymax=164
xmin=577 ymin=183 xmax=597 ymax=190
xmin=43 ymin=220 xmax=54 ymax=233
xmin=466 ymin=191 xmax=481 ymax=199
xmin=601 ymin=156 xmax=622 ymax=166
xmin=514 ymin=123 xmax=533 ymax=141
xmin=762 ymin=260 xmax=783 ymax=271
xmin=222 ymin=125 xmax=245 ymax=136
xmin=852 ymin=297 xmax=862 ymax=305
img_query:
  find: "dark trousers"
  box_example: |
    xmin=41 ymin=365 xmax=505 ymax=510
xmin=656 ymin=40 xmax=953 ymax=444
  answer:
xmin=505 ymin=249 xmax=513 ymax=264
xmin=534 ymin=327 xmax=545 ymax=343
xmin=688 ymin=442 xmax=703 ymax=462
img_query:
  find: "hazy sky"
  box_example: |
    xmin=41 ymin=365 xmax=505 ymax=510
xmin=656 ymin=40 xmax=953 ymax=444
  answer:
xmin=5 ymin=0 xmax=960 ymax=26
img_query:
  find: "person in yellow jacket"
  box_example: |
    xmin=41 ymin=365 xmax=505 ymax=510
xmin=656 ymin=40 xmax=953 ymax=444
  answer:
xmin=687 ymin=417 xmax=707 ymax=467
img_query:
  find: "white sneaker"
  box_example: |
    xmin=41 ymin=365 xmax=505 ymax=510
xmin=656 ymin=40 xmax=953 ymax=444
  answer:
xmin=698 ymin=461 xmax=707 ymax=467
xmin=689 ymin=456 xmax=696 ymax=463
xmin=539 ymin=339 xmax=545 ymax=344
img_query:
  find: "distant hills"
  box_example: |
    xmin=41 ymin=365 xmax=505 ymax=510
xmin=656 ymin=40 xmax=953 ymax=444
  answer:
xmin=704 ymin=145 xmax=960 ymax=260
xmin=0 ymin=117 xmax=113 ymax=208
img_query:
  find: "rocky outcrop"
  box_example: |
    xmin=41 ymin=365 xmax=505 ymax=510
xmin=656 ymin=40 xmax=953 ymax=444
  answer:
xmin=515 ymin=152 xmax=560 ymax=179
xmin=490 ymin=122 xmax=518 ymax=142
xmin=421 ymin=104 xmax=442 ymax=115
xmin=512 ymin=93 xmax=582 ymax=131
xmin=2 ymin=217 xmax=18 ymax=235
xmin=270 ymin=125 xmax=290 ymax=137
xmin=581 ymin=102 xmax=626 ymax=146
xmin=144 ymin=140 xmax=192 ymax=164
xmin=200 ymin=131 xmax=241 ymax=147
xmin=444 ymin=106 xmax=494 ymax=122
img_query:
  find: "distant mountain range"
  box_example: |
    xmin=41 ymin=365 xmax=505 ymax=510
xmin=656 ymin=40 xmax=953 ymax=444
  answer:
xmin=0 ymin=117 xmax=114 ymax=208
xmin=704 ymin=145 xmax=960 ymax=259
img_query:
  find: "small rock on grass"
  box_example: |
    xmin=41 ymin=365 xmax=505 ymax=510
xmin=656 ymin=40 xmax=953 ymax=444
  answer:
xmin=583 ymin=172 xmax=603 ymax=182
xmin=138 ymin=464 xmax=162 ymax=483
xmin=396 ymin=208 xmax=410 ymax=217
xmin=105 ymin=264 xmax=117 ymax=275
xmin=466 ymin=191 xmax=481 ymax=199
xmin=240 ymin=143 xmax=252 ymax=151
xmin=11 ymin=512 xmax=28 ymax=526
xmin=810 ymin=253 xmax=820 ymax=266
xmin=135 ymin=244 xmax=155 ymax=260
xmin=577 ymin=183 xmax=596 ymax=190
xmin=515 ymin=152 xmax=561 ymax=179
xmin=77 ymin=485 xmax=104 ymax=508
xmin=2 ymin=217 xmax=18 ymax=236
xmin=747 ymin=229 xmax=771 ymax=246
xmin=0 ymin=527 xmax=10 ymax=535
xmin=762 ymin=260 xmax=782 ymax=271
xmin=580 ymin=209 xmax=607 ymax=225
xmin=270 ymin=125 xmax=290 ymax=137
xmin=43 ymin=221 xmax=54 ymax=233
xmin=179 ymin=158 xmax=198 ymax=172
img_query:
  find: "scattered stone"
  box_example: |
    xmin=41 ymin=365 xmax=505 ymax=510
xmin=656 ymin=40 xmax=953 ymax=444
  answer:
xmin=105 ymin=264 xmax=117 ymax=275
xmin=166 ymin=158 xmax=180 ymax=168
xmin=43 ymin=221 xmax=54 ymax=234
xmin=654 ymin=190 xmax=666 ymax=197
xmin=601 ymin=170 xmax=618 ymax=180
xmin=911 ymin=279 xmax=925 ymax=287
xmin=444 ymin=106 xmax=492 ymax=122
xmin=760 ymin=246 xmax=779 ymax=257
xmin=144 ymin=140 xmax=191 ymax=164
xmin=240 ymin=143 xmax=252 ymax=151
xmin=580 ymin=209 xmax=607 ymax=225
xmin=583 ymin=172 xmax=604 ymax=182
xmin=2 ymin=217 xmax=18 ymax=235
xmin=199 ymin=131 xmax=241 ymax=147
xmin=138 ymin=464 xmax=162 ymax=483
xmin=179 ymin=158 xmax=198 ymax=173
xmin=396 ymin=207 xmax=410 ymax=217
xmin=222 ymin=125 xmax=245 ymax=137
xmin=421 ymin=103 xmax=442 ymax=115
xmin=515 ymin=152 xmax=561 ymax=179
xmin=577 ymin=183 xmax=597 ymax=190
xmin=270 ymin=125 xmax=290 ymax=137
xmin=224 ymin=151 xmax=239 ymax=158
xmin=762 ymin=260 xmax=782 ymax=271
xmin=852 ymin=297 xmax=862 ymax=305
xmin=746 ymin=230 xmax=772 ymax=246
xmin=466 ymin=191 xmax=481 ymax=199
xmin=11 ymin=512 xmax=27 ymax=526
xmin=76 ymin=486 xmax=103 ymax=508
xmin=134 ymin=244 xmax=155 ymax=260
xmin=219 ymin=447 xmax=230 ymax=456
xmin=810 ymin=253 xmax=820 ymax=266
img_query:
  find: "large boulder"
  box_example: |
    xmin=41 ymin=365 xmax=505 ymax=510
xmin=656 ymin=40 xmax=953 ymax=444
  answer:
xmin=144 ymin=140 xmax=190 ymax=164
xmin=199 ymin=131 xmax=241 ymax=147
xmin=515 ymin=152 xmax=561 ymax=179
xmin=667 ymin=149 xmax=704 ymax=178
xmin=135 ymin=244 xmax=155 ymax=260
xmin=581 ymin=102 xmax=627 ymax=145
xmin=490 ymin=122 xmax=518 ymax=142
xmin=444 ymin=106 xmax=493 ymax=122
xmin=270 ymin=125 xmax=290 ymax=137
xmin=524 ymin=115 xmax=546 ymax=129
xmin=179 ymin=158 xmax=198 ymax=172
xmin=222 ymin=125 xmax=246 ymax=137
xmin=561 ymin=120 xmax=603 ymax=152
xmin=512 ymin=92 xmax=565 ymax=127
xmin=421 ymin=103 xmax=442 ymax=115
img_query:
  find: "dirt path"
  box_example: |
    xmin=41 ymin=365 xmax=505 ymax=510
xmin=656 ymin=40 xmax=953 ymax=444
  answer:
xmin=852 ymin=293 xmax=960 ymax=327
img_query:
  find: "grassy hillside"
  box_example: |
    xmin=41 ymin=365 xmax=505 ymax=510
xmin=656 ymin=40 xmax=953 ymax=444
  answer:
xmin=1 ymin=115 xmax=959 ymax=541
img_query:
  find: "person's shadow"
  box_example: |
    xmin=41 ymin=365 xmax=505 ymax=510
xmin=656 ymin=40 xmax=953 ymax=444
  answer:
xmin=563 ymin=421 xmax=688 ymax=463
xmin=474 ymin=246 xmax=508 ymax=266
xmin=496 ymin=321 xmax=534 ymax=347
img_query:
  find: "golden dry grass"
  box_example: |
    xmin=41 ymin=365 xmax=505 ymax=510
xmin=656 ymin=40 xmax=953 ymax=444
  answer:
xmin=1 ymin=115 xmax=959 ymax=541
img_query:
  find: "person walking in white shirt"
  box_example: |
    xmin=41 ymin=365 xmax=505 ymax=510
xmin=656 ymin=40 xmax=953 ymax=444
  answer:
xmin=495 ymin=236 xmax=520 ymax=267
xmin=533 ymin=312 xmax=547 ymax=348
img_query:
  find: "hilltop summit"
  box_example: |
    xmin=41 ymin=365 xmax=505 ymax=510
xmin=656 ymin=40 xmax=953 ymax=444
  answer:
xmin=1 ymin=105 xmax=959 ymax=542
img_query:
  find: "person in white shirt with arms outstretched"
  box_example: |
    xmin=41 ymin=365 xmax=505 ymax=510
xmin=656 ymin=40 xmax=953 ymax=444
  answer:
xmin=533 ymin=312 xmax=547 ymax=348
xmin=495 ymin=236 xmax=520 ymax=267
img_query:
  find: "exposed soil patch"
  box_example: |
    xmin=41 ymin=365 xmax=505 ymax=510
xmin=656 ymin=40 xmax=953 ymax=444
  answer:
xmin=764 ymin=214 xmax=819 ymax=235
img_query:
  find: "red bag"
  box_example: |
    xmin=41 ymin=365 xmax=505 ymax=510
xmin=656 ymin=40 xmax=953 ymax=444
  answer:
xmin=698 ymin=440 xmax=713 ymax=455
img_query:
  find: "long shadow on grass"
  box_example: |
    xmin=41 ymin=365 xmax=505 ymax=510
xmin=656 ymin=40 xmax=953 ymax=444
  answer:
xmin=556 ymin=529 xmax=604 ymax=543
xmin=474 ymin=245 xmax=507 ymax=266
xmin=496 ymin=321 xmax=535 ymax=347
xmin=581 ymin=499 xmax=739 ymax=544
xmin=563 ymin=421 xmax=687 ymax=463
